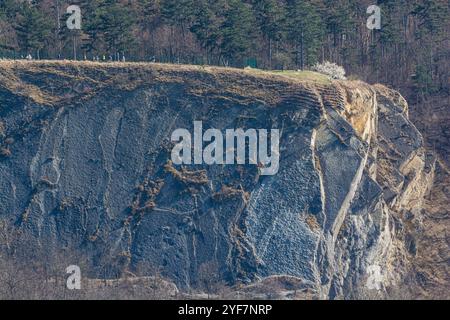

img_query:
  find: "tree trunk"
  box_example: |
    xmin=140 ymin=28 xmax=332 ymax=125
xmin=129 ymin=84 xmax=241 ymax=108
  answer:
xmin=56 ymin=0 xmax=62 ymax=59
xmin=269 ymin=38 xmax=273 ymax=69
xmin=73 ymin=35 xmax=77 ymax=60
xmin=300 ymin=31 xmax=305 ymax=70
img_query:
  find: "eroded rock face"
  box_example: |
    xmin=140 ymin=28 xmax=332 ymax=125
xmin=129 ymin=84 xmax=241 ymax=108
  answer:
xmin=0 ymin=61 xmax=434 ymax=298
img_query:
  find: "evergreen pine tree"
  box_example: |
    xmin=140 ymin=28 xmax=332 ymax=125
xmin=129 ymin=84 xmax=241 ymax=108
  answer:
xmin=0 ymin=0 xmax=20 ymax=20
xmin=74 ymin=0 xmax=106 ymax=55
xmin=412 ymin=0 xmax=449 ymax=40
xmin=190 ymin=0 xmax=221 ymax=63
xmin=286 ymin=0 xmax=324 ymax=69
xmin=160 ymin=0 xmax=195 ymax=62
xmin=99 ymin=0 xmax=136 ymax=59
xmin=134 ymin=0 xmax=161 ymax=60
xmin=252 ymin=0 xmax=286 ymax=68
xmin=219 ymin=0 xmax=257 ymax=67
xmin=15 ymin=1 xmax=52 ymax=59
xmin=411 ymin=0 xmax=449 ymax=94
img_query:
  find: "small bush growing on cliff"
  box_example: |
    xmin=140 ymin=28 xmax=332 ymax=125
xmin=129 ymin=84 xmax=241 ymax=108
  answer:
xmin=311 ymin=61 xmax=347 ymax=80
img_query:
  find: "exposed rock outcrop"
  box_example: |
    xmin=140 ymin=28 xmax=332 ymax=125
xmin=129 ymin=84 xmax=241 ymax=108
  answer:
xmin=0 ymin=61 xmax=435 ymax=298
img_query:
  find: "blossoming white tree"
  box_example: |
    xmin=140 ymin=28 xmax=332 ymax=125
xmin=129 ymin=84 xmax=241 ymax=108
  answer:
xmin=312 ymin=61 xmax=347 ymax=80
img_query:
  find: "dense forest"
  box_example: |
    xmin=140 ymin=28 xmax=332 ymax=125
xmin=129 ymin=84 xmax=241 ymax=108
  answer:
xmin=0 ymin=0 xmax=449 ymax=100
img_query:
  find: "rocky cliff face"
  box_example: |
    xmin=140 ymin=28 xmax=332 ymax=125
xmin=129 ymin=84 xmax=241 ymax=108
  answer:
xmin=0 ymin=61 xmax=435 ymax=298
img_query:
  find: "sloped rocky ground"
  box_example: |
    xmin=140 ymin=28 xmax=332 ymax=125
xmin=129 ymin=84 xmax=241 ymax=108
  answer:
xmin=409 ymin=95 xmax=450 ymax=299
xmin=0 ymin=61 xmax=440 ymax=299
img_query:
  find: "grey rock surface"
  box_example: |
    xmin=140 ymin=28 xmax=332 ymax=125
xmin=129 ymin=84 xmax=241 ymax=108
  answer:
xmin=0 ymin=61 xmax=434 ymax=298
